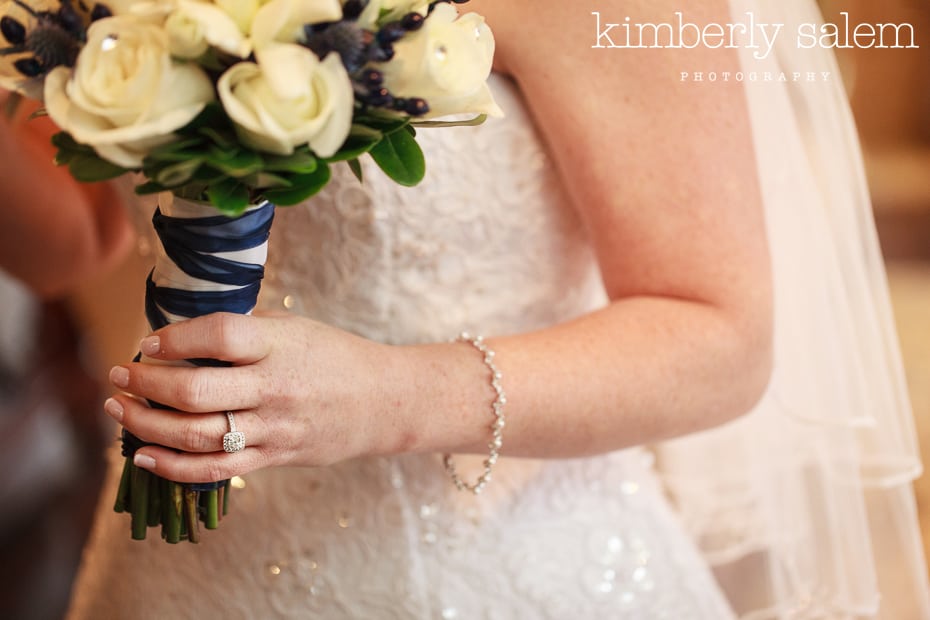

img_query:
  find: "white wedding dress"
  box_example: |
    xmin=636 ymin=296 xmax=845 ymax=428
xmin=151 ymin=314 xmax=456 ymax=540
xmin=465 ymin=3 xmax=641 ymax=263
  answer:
xmin=68 ymin=75 xmax=737 ymax=619
xmin=68 ymin=1 xmax=930 ymax=617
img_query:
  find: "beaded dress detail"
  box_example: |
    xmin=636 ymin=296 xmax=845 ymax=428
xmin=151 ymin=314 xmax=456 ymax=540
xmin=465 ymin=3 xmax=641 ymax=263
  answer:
xmin=68 ymin=76 xmax=735 ymax=619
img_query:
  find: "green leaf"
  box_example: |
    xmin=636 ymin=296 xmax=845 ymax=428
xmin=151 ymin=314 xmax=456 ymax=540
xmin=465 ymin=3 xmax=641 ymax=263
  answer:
xmin=240 ymin=171 xmax=293 ymax=189
xmin=144 ymin=151 xmax=207 ymax=164
xmin=190 ymin=167 xmax=227 ymax=184
xmin=352 ymin=113 xmax=409 ymax=134
xmin=135 ymin=180 xmax=168 ymax=195
xmin=204 ymin=148 xmax=264 ymax=177
xmin=51 ymin=131 xmax=95 ymax=155
xmin=346 ymin=158 xmax=363 ymax=183
xmin=411 ymin=114 xmax=488 ymax=129
xmin=349 ymin=123 xmax=384 ymax=140
xmin=154 ymin=158 xmax=203 ymax=187
xmin=325 ymin=132 xmax=381 ymax=163
xmin=177 ymin=102 xmax=228 ymax=135
xmin=142 ymin=139 xmax=212 ymax=178
xmin=207 ymin=178 xmax=250 ymax=215
xmin=68 ymin=154 xmax=128 ymax=182
xmin=54 ymin=148 xmax=79 ymax=166
xmin=368 ymin=129 xmax=425 ymax=187
xmin=262 ymin=150 xmax=319 ymax=174
xmin=262 ymin=163 xmax=331 ymax=206
xmin=147 ymin=137 xmax=205 ymax=157
xmin=198 ymin=126 xmax=238 ymax=150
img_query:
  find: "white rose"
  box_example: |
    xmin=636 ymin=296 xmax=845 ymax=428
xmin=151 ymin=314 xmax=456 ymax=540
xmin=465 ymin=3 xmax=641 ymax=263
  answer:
xmin=214 ymin=0 xmax=263 ymax=34
xmin=44 ymin=16 xmax=215 ymax=168
xmin=103 ymin=0 xmax=175 ymax=21
xmin=218 ymin=43 xmax=352 ymax=157
xmin=165 ymin=0 xmax=250 ymax=58
xmin=378 ymin=4 xmax=502 ymax=119
xmin=250 ymin=0 xmax=341 ymax=50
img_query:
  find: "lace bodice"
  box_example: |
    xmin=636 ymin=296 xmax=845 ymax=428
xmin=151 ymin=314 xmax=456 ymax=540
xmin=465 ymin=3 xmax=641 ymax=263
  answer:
xmin=260 ymin=76 xmax=606 ymax=342
xmin=68 ymin=75 xmax=734 ymax=619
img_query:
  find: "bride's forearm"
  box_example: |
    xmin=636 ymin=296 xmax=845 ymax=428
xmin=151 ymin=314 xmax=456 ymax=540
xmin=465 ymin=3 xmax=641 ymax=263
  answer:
xmin=108 ymin=297 xmax=769 ymax=483
xmin=389 ymin=296 xmax=772 ymax=459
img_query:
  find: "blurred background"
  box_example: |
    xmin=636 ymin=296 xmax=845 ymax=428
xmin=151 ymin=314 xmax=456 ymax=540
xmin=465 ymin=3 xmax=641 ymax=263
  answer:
xmin=0 ymin=1 xmax=928 ymax=618
xmin=821 ymin=0 xmax=930 ymax=575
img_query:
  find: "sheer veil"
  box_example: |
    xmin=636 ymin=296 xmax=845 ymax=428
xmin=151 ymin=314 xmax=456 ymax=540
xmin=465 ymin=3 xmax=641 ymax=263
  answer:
xmin=655 ymin=0 xmax=930 ymax=617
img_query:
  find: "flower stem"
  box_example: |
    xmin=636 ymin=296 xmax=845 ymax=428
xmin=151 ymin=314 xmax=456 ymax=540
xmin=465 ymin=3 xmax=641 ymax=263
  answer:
xmin=183 ymin=487 xmax=200 ymax=544
xmin=163 ymin=482 xmax=183 ymax=544
xmin=113 ymin=457 xmax=132 ymax=513
xmin=204 ymin=490 xmax=219 ymax=529
xmin=130 ymin=465 xmax=150 ymax=540
xmin=222 ymin=480 xmax=231 ymax=516
xmin=148 ymin=474 xmax=162 ymax=528
xmin=217 ymin=484 xmax=225 ymax=521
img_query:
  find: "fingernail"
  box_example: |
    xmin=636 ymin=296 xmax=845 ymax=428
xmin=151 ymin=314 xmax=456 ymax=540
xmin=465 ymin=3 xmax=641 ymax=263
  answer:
xmin=140 ymin=335 xmax=161 ymax=356
xmin=134 ymin=454 xmax=156 ymax=470
xmin=109 ymin=366 xmax=129 ymax=389
xmin=104 ymin=398 xmax=123 ymax=422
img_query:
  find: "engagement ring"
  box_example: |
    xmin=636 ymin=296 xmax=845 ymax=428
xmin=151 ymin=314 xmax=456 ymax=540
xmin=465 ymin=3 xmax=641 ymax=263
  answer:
xmin=223 ymin=411 xmax=246 ymax=453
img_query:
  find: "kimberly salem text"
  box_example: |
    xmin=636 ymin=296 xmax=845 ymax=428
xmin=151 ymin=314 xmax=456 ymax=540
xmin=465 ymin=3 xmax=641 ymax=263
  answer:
xmin=592 ymin=11 xmax=919 ymax=61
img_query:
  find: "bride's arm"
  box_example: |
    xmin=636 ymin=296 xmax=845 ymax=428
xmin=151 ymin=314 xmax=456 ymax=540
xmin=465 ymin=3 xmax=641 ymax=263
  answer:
xmin=0 ymin=95 xmax=134 ymax=298
xmin=108 ymin=0 xmax=773 ymax=481
xmin=447 ymin=0 xmax=773 ymax=455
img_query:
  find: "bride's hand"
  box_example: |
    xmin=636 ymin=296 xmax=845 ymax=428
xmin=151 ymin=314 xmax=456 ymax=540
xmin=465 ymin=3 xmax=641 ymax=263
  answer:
xmin=104 ymin=312 xmax=405 ymax=482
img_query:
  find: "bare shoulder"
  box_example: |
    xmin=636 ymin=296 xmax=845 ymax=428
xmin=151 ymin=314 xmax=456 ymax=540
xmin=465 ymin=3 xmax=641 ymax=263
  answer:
xmin=464 ymin=0 xmax=768 ymax=313
xmin=463 ymin=0 xmax=749 ymax=167
xmin=468 ymin=0 xmax=738 ymax=76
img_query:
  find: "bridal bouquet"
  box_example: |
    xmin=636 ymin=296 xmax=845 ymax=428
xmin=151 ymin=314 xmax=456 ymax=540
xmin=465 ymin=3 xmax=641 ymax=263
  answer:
xmin=0 ymin=0 xmax=499 ymax=542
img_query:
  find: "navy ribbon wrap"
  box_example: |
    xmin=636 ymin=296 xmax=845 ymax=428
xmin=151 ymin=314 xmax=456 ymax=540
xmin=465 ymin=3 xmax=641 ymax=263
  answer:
xmin=122 ymin=200 xmax=275 ymax=493
xmin=145 ymin=203 xmax=275 ymax=328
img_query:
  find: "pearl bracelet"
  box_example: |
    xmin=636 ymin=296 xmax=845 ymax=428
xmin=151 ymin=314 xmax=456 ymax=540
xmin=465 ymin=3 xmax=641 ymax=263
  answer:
xmin=443 ymin=332 xmax=506 ymax=494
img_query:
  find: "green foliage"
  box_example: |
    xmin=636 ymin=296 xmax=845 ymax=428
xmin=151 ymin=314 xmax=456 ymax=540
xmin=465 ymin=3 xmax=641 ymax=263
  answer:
xmin=133 ymin=104 xmax=337 ymax=214
xmin=50 ymin=98 xmax=435 ymax=216
xmin=51 ymin=132 xmax=129 ymax=182
xmin=325 ymin=129 xmax=381 ymax=163
xmin=368 ymin=126 xmax=425 ymax=187
xmin=262 ymin=164 xmax=332 ymax=206
xmin=347 ymin=158 xmax=363 ymax=183
xmin=411 ymin=114 xmax=488 ymax=129
xmin=263 ymin=151 xmax=318 ymax=174
xmin=206 ymin=178 xmax=250 ymax=215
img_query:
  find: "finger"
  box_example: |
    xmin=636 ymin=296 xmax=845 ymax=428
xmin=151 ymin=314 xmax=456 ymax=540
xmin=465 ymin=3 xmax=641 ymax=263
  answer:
xmin=139 ymin=313 xmax=271 ymax=364
xmin=105 ymin=395 xmax=265 ymax=454
xmin=109 ymin=363 xmax=266 ymax=413
xmin=132 ymin=445 xmax=267 ymax=484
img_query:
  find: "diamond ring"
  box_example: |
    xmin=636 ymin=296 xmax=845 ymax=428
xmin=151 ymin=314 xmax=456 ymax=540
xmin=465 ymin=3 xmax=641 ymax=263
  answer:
xmin=223 ymin=411 xmax=246 ymax=453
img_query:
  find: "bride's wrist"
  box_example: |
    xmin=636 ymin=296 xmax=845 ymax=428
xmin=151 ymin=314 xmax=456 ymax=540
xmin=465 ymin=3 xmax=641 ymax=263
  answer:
xmin=371 ymin=341 xmax=496 ymax=458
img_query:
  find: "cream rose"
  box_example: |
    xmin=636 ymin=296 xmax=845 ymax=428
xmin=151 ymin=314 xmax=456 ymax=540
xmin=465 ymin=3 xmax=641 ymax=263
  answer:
xmin=250 ymin=0 xmax=341 ymax=50
xmin=102 ymin=0 xmax=174 ymax=21
xmin=165 ymin=0 xmax=250 ymax=58
xmin=44 ymin=16 xmax=215 ymax=168
xmin=217 ymin=43 xmax=352 ymax=157
xmin=214 ymin=0 xmax=263 ymax=34
xmin=378 ymin=4 xmax=502 ymax=119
